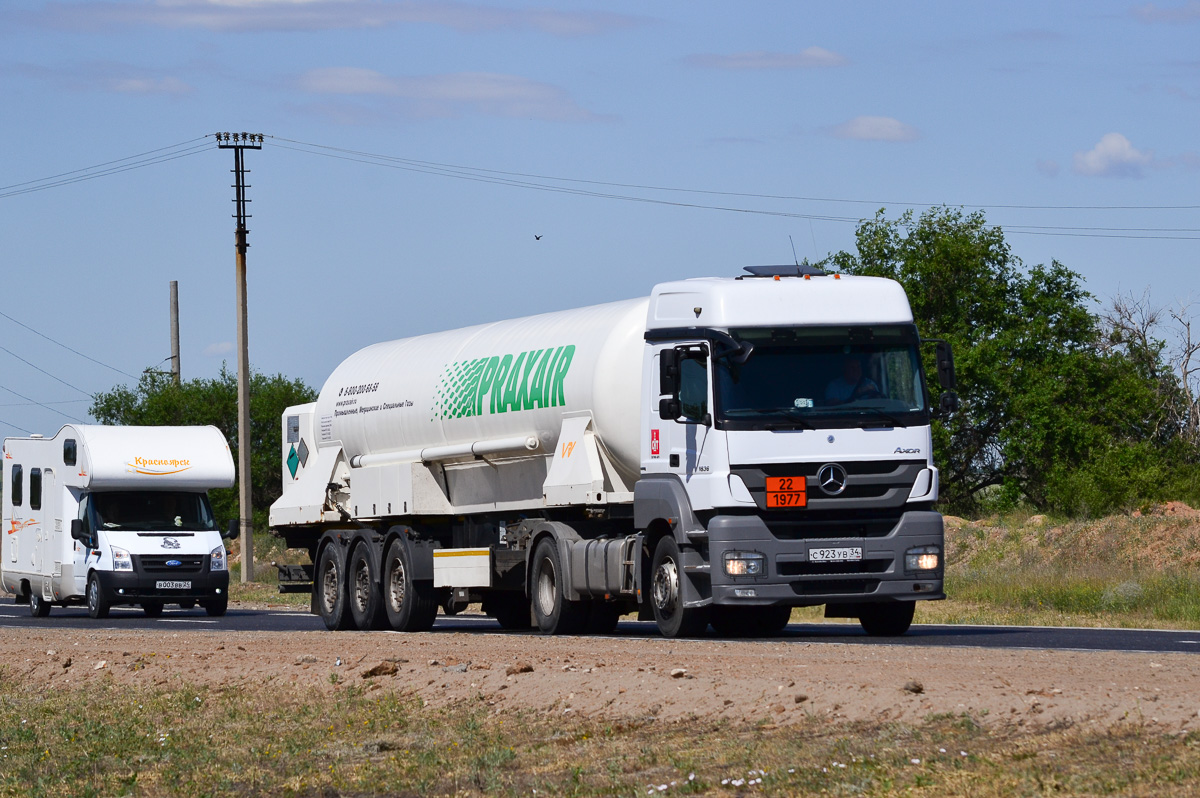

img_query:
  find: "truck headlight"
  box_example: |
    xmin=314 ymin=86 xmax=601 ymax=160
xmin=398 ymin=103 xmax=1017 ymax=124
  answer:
xmin=724 ymin=551 xmax=765 ymax=577
xmin=210 ymin=546 xmax=227 ymax=572
xmin=111 ymin=546 xmax=133 ymax=572
xmin=904 ymin=545 xmax=940 ymax=573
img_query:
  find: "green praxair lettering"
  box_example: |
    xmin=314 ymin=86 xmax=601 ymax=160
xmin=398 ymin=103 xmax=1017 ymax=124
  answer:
xmin=431 ymin=345 xmax=575 ymax=420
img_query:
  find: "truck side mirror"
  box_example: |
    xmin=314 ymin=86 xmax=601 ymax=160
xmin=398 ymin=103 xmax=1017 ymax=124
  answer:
xmin=935 ymin=340 xmax=956 ymax=391
xmin=939 ymin=391 xmax=959 ymax=414
xmin=224 ymin=520 xmax=240 ymax=540
xmin=658 ymin=397 xmax=681 ymax=420
xmin=659 ymin=349 xmax=680 ymax=396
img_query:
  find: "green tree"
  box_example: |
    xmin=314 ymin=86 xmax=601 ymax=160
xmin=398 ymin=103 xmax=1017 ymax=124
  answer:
xmin=821 ymin=207 xmax=1187 ymax=516
xmin=90 ymin=365 xmax=316 ymax=531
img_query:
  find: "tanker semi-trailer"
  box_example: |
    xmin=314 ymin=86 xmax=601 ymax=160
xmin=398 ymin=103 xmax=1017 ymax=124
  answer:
xmin=269 ymin=266 xmax=956 ymax=638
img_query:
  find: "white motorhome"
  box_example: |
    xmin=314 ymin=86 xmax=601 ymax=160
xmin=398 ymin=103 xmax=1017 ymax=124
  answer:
xmin=272 ymin=267 xmax=957 ymax=638
xmin=2 ymin=425 xmax=237 ymax=618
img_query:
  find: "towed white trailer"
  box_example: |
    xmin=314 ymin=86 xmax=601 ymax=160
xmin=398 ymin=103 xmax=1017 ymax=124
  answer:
xmin=2 ymin=425 xmax=238 ymax=618
xmin=270 ymin=266 xmax=957 ymax=637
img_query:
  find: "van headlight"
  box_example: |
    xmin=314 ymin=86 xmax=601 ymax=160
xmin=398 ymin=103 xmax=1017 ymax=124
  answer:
xmin=111 ymin=546 xmax=133 ymax=572
xmin=724 ymin=551 xmax=765 ymax=577
xmin=210 ymin=546 xmax=227 ymax=572
xmin=904 ymin=545 xmax=940 ymax=573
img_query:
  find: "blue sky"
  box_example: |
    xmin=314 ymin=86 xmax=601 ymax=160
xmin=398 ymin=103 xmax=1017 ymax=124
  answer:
xmin=0 ymin=0 xmax=1197 ymax=440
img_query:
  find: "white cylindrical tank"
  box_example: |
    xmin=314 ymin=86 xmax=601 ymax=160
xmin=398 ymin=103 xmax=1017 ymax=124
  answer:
xmin=314 ymin=298 xmax=649 ymax=483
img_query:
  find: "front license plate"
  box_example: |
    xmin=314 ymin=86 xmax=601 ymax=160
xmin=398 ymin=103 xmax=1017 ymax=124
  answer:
xmin=765 ymin=476 xmax=807 ymax=508
xmin=808 ymin=547 xmax=862 ymax=563
xmin=156 ymin=580 xmax=192 ymax=590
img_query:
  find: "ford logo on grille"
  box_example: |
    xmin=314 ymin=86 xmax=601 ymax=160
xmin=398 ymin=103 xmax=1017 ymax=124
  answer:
xmin=166 ymin=560 xmax=182 ymax=567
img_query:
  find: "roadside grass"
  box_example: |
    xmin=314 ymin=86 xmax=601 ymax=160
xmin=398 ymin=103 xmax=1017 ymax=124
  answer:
xmin=3 ymin=673 xmax=1200 ymax=797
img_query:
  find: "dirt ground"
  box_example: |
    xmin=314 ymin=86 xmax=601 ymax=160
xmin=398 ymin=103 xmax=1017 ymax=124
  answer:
xmin=7 ymin=607 xmax=1200 ymax=734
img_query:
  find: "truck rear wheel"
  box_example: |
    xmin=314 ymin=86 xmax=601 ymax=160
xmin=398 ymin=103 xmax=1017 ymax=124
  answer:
xmin=87 ymin=572 xmax=110 ymax=619
xmin=316 ymin=543 xmax=353 ymax=631
xmin=29 ymin=593 xmax=51 ymax=618
xmin=858 ymin=602 xmax=915 ymax=636
xmin=348 ymin=545 xmax=386 ymax=630
xmin=531 ymin=539 xmax=587 ymax=635
xmin=650 ymin=536 xmax=709 ymax=638
xmin=382 ymin=538 xmax=437 ymax=632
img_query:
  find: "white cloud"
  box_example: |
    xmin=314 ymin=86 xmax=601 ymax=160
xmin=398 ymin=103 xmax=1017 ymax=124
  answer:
xmin=685 ymin=47 xmax=848 ymax=70
xmin=830 ymin=116 xmax=919 ymax=142
xmin=203 ymin=341 xmax=234 ymax=356
xmin=1132 ymin=2 xmax=1200 ymax=23
xmin=109 ymin=76 xmax=192 ymax=94
xmin=297 ymin=67 xmax=602 ymax=121
xmin=1072 ymin=133 xmax=1153 ymax=178
xmin=17 ymin=1 xmax=647 ymax=35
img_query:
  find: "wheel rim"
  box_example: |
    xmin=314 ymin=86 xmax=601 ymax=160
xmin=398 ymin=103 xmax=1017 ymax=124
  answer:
xmin=386 ymin=554 xmax=406 ymax=613
xmin=320 ymin=557 xmax=339 ymax=614
xmin=352 ymin=559 xmax=370 ymax=614
xmin=652 ymin=556 xmax=680 ymax=618
xmin=535 ymin=556 xmax=557 ymax=618
xmin=87 ymin=579 xmax=98 ymax=611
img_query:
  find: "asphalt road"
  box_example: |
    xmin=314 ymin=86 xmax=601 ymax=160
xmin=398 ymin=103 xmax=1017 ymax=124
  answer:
xmin=3 ymin=598 xmax=1200 ymax=654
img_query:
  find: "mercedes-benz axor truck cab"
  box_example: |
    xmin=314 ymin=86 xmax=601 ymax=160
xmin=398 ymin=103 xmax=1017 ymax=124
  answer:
xmin=2 ymin=425 xmax=238 ymax=618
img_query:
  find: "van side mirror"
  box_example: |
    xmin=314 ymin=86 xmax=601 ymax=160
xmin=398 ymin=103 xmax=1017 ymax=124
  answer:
xmin=71 ymin=518 xmax=96 ymax=550
xmin=224 ymin=520 xmax=240 ymax=540
xmin=935 ymin=340 xmax=956 ymax=391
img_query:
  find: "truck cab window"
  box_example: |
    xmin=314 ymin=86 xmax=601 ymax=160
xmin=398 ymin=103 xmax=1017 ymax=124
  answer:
xmin=29 ymin=468 xmax=41 ymax=511
xmin=10 ymin=464 xmax=22 ymax=507
xmin=678 ymin=355 xmax=709 ymax=423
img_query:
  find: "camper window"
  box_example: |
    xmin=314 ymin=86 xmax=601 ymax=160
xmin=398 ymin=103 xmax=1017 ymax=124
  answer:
xmin=63 ymin=439 xmax=77 ymax=466
xmin=29 ymin=468 xmax=41 ymax=511
xmin=10 ymin=464 xmax=22 ymax=507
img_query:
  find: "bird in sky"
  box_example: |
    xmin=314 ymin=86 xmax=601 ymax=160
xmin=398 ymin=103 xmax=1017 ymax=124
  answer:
xmin=534 ymin=234 xmax=542 ymax=241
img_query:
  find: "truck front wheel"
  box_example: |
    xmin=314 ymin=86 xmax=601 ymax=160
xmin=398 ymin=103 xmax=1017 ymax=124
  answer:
xmin=316 ymin=543 xmax=352 ymax=631
xmin=858 ymin=602 xmax=915 ymax=636
xmin=531 ymin=539 xmax=587 ymax=635
xmin=382 ymin=538 xmax=437 ymax=632
xmin=650 ymin=536 xmax=709 ymax=638
xmin=86 ymin=572 xmax=109 ymax=619
xmin=348 ymin=545 xmax=386 ymax=630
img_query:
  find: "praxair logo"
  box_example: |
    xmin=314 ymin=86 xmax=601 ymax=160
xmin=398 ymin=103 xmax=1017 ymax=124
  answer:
xmin=432 ymin=345 xmax=576 ymax=420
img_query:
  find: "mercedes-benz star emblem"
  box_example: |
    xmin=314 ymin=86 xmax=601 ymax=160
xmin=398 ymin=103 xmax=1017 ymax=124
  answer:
xmin=817 ymin=463 xmax=848 ymax=495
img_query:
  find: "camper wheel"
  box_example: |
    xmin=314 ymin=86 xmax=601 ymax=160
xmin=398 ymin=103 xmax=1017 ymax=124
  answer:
xmin=29 ymin=593 xmax=51 ymax=618
xmin=86 ymin=573 xmax=110 ymax=619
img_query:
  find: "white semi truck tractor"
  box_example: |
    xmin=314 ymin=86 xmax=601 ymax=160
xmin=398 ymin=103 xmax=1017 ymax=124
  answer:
xmin=269 ymin=266 xmax=956 ymax=638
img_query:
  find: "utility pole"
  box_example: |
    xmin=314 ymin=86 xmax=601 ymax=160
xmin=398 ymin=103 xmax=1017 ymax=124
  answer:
xmin=169 ymin=280 xmax=181 ymax=387
xmin=216 ymin=131 xmax=263 ymax=583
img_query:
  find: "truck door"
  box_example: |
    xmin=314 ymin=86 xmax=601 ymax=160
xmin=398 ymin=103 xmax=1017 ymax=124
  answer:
xmin=658 ymin=345 xmax=712 ymax=478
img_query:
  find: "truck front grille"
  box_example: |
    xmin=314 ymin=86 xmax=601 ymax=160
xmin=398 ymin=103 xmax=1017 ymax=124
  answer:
xmin=777 ymin=558 xmax=892 ymax=577
xmin=760 ymin=509 xmax=906 ymax=540
xmin=790 ymin=579 xmax=880 ymax=596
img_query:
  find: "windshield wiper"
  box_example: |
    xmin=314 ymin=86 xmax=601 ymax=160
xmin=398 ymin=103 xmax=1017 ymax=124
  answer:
xmin=854 ymin=407 xmax=906 ymax=428
xmin=736 ymin=407 xmax=817 ymax=430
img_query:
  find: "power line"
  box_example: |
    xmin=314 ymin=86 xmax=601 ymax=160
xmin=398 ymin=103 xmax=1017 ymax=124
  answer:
xmin=0 ymin=309 xmax=137 ymax=378
xmin=0 ymin=345 xmax=93 ymax=396
xmin=0 ymin=399 xmax=90 ymax=408
xmin=0 ymin=385 xmax=85 ymax=423
xmin=0 ymin=136 xmax=209 ymax=193
xmin=0 ymin=140 xmax=212 ymax=200
xmin=0 ymin=418 xmax=33 ymax=435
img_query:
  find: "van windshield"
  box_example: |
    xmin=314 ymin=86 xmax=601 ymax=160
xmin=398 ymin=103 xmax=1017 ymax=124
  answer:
xmin=88 ymin=491 xmax=216 ymax=532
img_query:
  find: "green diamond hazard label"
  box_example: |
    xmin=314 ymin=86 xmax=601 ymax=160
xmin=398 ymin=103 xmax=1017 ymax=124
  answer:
xmin=287 ymin=444 xmax=300 ymax=479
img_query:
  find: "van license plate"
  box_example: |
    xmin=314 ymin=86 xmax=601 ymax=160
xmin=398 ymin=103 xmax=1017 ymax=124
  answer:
xmin=156 ymin=580 xmax=192 ymax=590
xmin=808 ymin=547 xmax=862 ymax=563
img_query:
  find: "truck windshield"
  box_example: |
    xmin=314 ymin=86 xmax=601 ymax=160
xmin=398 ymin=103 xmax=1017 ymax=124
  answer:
xmin=714 ymin=325 xmax=929 ymax=430
xmin=88 ymin=491 xmax=217 ymax=532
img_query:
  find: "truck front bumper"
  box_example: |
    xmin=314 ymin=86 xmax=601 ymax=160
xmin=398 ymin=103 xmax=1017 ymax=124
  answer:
xmin=705 ymin=510 xmax=944 ymax=607
xmin=95 ymin=569 xmax=230 ymax=605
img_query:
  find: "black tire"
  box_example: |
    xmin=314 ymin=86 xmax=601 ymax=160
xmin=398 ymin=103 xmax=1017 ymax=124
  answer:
xmin=86 ymin=572 xmax=109 ymax=619
xmin=858 ymin=602 xmax=915 ymax=636
xmin=142 ymin=601 xmax=164 ymax=618
xmin=204 ymin=596 xmax=228 ymax=617
xmin=29 ymin=593 xmax=51 ymax=618
xmin=531 ymin=539 xmax=587 ymax=635
xmin=584 ymin=601 xmax=622 ymax=635
xmin=650 ymin=536 xmax=709 ymax=638
xmin=483 ymin=593 xmax=533 ymax=630
xmin=382 ymin=538 xmax=438 ymax=632
xmin=348 ymin=544 xmax=386 ymax=630
xmin=710 ymin=606 xmax=792 ymax=638
xmin=178 ymin=600 xmax=196 ymax=610
xmin=315 ymin=542 xmax=353 ymax=631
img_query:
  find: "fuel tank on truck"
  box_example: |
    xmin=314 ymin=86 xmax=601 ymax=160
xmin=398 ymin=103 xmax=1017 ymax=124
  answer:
xmin=314 ymin=298 xmax=649 ymax=487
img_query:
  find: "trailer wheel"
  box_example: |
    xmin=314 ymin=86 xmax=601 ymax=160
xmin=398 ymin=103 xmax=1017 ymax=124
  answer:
xmin=86 ymin=572 xmax=110 ymax=619
xmin=650 ymin=536 xmax=709 ymax=638
xmin=29 ymin=593 xmax=51 ymax=618
xmin=482 ymin=593 xmax=533 ymax=630
xmin=348 ymin=544 xmax=386 ymax=630
xmin=382 ymin=538 xmax=437 ymax=632
xmin=316 ymin=543 xmax=353 ymax=631
xmin=710 ymin=606 xmax=792 ymax=638
xmin=858 ymin=601 xmax=915 ymax=636
xmin=142 ymin=601 xmax=164 ymax=618
xmin=531 ymin=539 xmax=587 ymax=635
